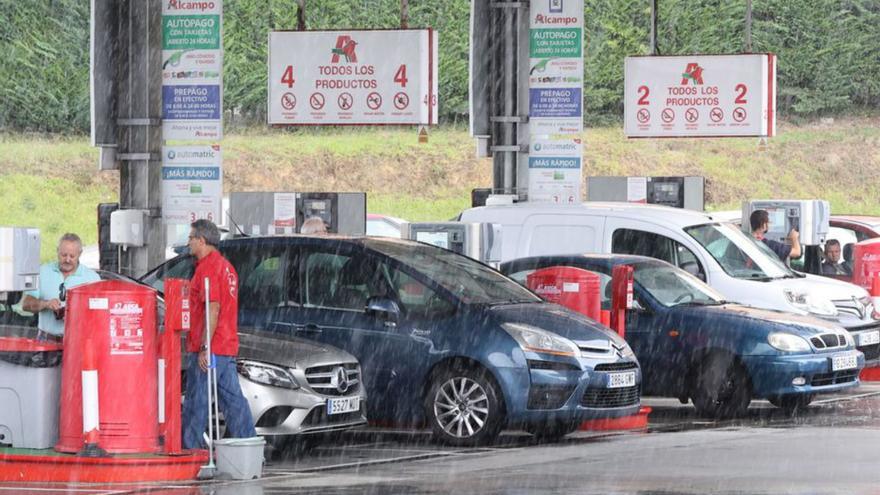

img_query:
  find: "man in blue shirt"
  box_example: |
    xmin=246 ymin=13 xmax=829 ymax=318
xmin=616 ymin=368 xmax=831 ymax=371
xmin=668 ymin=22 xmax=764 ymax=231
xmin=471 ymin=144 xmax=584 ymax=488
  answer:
xmin=749 ymin=210 xmax=802 ymax=262
xmin=22 ymin=233 xmax=101 ymax=339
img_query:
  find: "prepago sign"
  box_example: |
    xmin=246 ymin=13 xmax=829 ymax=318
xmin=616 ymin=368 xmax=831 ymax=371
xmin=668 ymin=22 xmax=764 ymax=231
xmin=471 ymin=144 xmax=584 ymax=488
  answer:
xmin=624 ymin=54 xmax=776 ymax=138
xmin=268 ymin=30 xmax=439 ymax=125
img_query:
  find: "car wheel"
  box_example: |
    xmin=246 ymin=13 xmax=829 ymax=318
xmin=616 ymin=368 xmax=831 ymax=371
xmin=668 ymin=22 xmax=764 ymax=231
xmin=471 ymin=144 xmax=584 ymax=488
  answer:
xmin=691 ymin=354 xmax=751 ymax=419
xmin=768 ymin=394 xmax=814 ymax=414
xmin=425 ymin=367 xmax=505 ymax=446
xmin=525 ymin=420 xmax=580 ymax=442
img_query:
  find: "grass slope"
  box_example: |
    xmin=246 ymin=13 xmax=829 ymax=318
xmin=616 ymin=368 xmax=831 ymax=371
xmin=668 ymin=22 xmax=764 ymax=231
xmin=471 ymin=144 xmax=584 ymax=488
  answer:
xmin=1 ymin=117 xmax=878 ymax=260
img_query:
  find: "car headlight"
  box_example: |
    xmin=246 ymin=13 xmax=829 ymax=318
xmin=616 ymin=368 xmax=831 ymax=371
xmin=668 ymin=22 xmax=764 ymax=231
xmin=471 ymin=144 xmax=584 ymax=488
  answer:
xmin=618 ymin=342 xmax=636 ymax=359
xmin=501 ymin=323 xmax=579 ymax=357
xmin=768 ymin=332 xmax=812 ymax=353
xmin=237 ymin=360 xmax=300 ymax=390
xmin=784 ymin=290 xmax=838 ymax=317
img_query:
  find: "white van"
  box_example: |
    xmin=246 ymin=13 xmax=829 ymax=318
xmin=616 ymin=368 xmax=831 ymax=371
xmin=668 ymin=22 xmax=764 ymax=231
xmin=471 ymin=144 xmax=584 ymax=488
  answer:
xmin=460 ymin=202 xmax=880 ymax=360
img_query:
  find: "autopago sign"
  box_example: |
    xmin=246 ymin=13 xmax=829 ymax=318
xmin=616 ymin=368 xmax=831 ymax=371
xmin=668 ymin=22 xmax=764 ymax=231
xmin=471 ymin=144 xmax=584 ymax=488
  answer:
xmin=162 ymin=0 xmax=223 ymax=141
xmin=624 ymin=54 xmax=776 ymax=138
xmin=527 ymin=0 xmax=584 ymax=204
xmin=268 ymin=30 xmax=439 ymax=125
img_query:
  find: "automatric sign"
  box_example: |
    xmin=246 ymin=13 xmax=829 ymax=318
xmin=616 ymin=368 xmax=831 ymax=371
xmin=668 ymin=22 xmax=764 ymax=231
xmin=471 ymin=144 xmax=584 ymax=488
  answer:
xmin=527 ymin=0 xmax=584 ymax=205
xmin=624 ymin=54 xmax=776 ymax=138
xmin=268 ymin=30 xmax=439 ymax=125
xmin=161 ymin=145 xmax=223 ymax=229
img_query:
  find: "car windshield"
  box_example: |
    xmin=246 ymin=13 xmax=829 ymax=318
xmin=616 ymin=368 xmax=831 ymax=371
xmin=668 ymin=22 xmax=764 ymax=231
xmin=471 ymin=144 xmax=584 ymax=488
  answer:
xmin=367 ymin=241 xmax=541 ymax=305
xmin=685 ymin=223 xmax=794 ymax=280
xmin=633 ymin=261 xmax=726 ymax=307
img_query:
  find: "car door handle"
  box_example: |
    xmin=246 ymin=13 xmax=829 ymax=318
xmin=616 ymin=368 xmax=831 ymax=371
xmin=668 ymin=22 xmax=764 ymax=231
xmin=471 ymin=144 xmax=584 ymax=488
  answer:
xmin=298 ymin=323 xmax=322 ymax=333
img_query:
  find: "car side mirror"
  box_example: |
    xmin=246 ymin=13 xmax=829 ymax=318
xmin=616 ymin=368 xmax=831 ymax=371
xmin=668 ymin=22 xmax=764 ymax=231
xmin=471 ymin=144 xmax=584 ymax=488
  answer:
xmin=630 ymin=299 xmax=648 ymax=313
xmin=366 ymin=297 xmax=400 ymax=325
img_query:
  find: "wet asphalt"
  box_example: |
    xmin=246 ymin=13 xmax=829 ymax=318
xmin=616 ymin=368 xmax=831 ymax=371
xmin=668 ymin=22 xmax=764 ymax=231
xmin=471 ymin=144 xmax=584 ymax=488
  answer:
xmin=6 ymin=383 xmax=880 ymax=495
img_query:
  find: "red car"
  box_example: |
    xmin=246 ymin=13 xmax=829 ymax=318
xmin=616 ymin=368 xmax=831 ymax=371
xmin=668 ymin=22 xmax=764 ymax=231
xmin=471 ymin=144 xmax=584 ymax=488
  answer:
xmin=793 ymin=215 xmax=880 ymax=282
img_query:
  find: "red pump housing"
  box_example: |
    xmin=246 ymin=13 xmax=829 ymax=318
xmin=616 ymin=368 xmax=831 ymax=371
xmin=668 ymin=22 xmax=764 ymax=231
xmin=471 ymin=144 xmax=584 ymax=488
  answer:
xmin=56 ymin=280 xmax=160 ymax=454
xmin=852 ymin=239 xmax=880 ymax=294
xmin=526 ymin=266 xmax=602 ymax=321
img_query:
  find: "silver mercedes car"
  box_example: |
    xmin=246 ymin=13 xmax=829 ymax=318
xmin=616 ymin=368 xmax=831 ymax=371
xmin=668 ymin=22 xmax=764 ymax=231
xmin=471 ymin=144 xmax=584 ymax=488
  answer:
xmin=236 ymin=330 xmax=367 ymax=446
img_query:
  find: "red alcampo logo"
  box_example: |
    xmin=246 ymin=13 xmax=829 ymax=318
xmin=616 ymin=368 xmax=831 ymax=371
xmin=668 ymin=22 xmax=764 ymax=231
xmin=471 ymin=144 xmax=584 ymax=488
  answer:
xmin=331 ymin=36 xmax=358 ymax=63
xmin=681 ymin=63 xmax=704 ymax=85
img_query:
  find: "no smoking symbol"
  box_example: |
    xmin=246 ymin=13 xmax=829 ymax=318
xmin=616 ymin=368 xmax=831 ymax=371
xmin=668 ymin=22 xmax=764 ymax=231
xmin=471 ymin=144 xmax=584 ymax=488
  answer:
xmin=338 ymin=92 xmax=353 ymax=110
xmin=661 ymin=108 xmax=675 ymax=123
xmin=637 ymin=109 xmax=650 ymax=124
xmin=281 ymin=93 xmax=296 ymax=111
xmin=367 ymin=92 xmax=383 ymax=110
xmin=309 ymin=93 xmax=325 ymax=110
xmin=710 ymin=107 xmax=724 ymax=122
xmin=733 ymin=107 xmax=747 ymax=122
xmin=685 ymin=108 xmax=699 ymax=123
xmin=394 ymin=92 xmax=410 ymax=110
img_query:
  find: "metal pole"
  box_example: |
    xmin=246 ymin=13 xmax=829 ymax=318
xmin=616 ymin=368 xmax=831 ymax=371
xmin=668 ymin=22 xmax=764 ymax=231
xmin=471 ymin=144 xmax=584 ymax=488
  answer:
xmin=744 ymin=0 xmax=752 ymax=52
xmin=401 ymin=0 xmax=409 ymax=29
xmin=296 ymin=0 xmax=306 ymax=31
xmin=501 ymin=4 xmax=517 ymax=194
xmin=650 ymin=0 xmax=658 ymax=55
xmin=118 ymin=0 xmax=164 ymax=279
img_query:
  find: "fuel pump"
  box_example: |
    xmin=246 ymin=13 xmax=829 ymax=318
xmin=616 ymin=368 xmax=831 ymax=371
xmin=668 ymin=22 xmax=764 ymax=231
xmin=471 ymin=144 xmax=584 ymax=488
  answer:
xmin=228 ymin=191 xmax=366 ymax=236
xmin=586 ymin=176 xmax=706 ymax=210
xmin=610 ymin=265 xmax=634 ymax=338
xmin=742 ymin=199 xmax=831 ymax=272
xmin=402 ymin=222 xmax=502 ymax=265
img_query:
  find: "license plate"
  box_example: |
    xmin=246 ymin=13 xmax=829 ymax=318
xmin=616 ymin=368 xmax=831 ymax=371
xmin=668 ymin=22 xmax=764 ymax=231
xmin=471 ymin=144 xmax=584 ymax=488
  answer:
xmin=858 ymin=331 xmax=880 ymax=346
xmin=327 ymin=396 xmax=360 ymax=415
xmin=607 ymin=371 xmax=636 ymax=389
xmin=831 ymin=353 xmax=859 ymax=372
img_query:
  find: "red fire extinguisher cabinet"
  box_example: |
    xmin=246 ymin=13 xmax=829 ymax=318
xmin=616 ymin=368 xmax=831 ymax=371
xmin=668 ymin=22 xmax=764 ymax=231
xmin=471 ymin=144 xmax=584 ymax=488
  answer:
xmin=56 ymin=280 xmax=160 ymax=454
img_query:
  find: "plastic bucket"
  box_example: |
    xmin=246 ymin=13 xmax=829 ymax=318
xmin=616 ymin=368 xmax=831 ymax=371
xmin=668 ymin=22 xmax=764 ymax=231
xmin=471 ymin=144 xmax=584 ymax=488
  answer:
xmin=214 ymin=436 xmax=266 ymax=480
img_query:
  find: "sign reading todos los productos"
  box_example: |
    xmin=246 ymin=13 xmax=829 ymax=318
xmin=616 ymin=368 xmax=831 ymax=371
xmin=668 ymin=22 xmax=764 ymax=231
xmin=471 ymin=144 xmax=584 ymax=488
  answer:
xmin=624 ymin=54 xmax=776 ymax=138
xmin=161 ymin=0 xmax=223 ymax=141
xmin=527 ymin=0 xmax=584 ymax=204
xmin=268 ymin=30 xmax=439 ymax=125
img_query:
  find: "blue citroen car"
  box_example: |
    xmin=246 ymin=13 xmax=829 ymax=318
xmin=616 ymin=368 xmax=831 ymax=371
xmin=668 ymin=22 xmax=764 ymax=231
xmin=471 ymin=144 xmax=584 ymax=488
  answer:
xmin=141 ymin=236 xmax=641 ymax=445
xmin=501 ymin=254 xmax=865 ymax=418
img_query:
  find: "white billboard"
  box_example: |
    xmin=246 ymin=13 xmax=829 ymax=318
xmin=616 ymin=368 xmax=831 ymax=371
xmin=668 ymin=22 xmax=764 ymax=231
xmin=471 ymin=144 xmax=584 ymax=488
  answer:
xmin=624 ymin=54 xmax=776 ymax=138
xmin=268 ymin=30 xmax=439 ymax=125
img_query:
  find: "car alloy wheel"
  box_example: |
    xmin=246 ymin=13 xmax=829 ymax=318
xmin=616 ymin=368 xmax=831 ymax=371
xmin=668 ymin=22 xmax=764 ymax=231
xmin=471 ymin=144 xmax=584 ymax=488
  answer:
xmin=426 ymin=367 xmax=504 ymax=446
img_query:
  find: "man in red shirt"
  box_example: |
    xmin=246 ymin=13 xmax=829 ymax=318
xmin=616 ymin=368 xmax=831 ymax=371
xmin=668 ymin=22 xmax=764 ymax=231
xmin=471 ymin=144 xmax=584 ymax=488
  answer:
xmin=182 ymin=219 xmax=256 ymax=449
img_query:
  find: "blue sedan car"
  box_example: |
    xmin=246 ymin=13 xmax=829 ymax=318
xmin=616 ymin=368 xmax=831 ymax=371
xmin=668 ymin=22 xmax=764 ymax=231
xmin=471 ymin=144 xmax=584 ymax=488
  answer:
xmin=141 ymin=236 xmax=641 ymax=445
xmin=501 ymin=254 xmax=866 ymax=418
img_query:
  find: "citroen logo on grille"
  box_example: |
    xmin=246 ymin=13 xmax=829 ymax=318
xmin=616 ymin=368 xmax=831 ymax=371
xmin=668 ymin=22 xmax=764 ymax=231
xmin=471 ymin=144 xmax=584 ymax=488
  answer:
xmin=854 ymin=296 xmax=866 ymax=319
xmin=333 ymin=366 xmax=350 ymax=394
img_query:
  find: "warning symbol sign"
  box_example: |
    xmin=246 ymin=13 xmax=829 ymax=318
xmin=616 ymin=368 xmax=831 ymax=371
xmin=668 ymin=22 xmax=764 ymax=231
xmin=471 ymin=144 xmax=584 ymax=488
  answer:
xmin=637 ymin=109 xmax=650 ymax=124
xmin=661 ymin=108 xmax=675 ymax=123
xmin=338 ymin=92 xmax=353 ymax=111
xmin=685 ymin=108 xmax=699 ymax=123
xmin=366 ymin=92 xmax=383 ymax=110
xmin=309 ymin=93 xmax=325 ymax=110
xmin=733 ymin=107 xmax=747 ymax=122
xmin=394 ymin=92 xmax=410 ymax=110
xmin=710 ymin=107 xmax=724 ymax=123
xmin=281 ymin=93 xmax=297 ymax=111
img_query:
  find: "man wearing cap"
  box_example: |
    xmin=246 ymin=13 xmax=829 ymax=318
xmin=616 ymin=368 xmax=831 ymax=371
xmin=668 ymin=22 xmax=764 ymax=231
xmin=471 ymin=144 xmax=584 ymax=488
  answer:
xmin=182 ymin=219 xmax=255 ymax=449
xmin=21 ymin=233 xmax=100 ymax=340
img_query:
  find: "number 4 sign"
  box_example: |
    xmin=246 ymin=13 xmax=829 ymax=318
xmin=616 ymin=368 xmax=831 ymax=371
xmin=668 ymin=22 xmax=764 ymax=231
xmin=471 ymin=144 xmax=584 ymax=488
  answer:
xmin=624 ymin=54 xmax=776 ymax=138
xmin=268 ymin=30 xmax=439 ymax=125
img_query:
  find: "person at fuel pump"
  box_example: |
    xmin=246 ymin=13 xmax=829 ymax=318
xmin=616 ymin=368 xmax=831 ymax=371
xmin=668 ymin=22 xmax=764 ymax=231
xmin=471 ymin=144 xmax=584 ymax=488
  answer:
xmin=300 ymin=216 xmax=328 ymax=234
xmin=821 ymin=239 xmax=850 ymax=276
xmin=21 ymin=233 xmax=100 ymax=340
xmin=749 ymin=210 xmax=802 ymax=262
xmin=182 ymin=219 xmax=256 ymax=449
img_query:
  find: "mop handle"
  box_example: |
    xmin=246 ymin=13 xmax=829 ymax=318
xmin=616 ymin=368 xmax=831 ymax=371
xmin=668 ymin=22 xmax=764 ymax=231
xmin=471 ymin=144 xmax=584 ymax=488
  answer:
xmin=204 ymin=277 xmax=215 ymax=459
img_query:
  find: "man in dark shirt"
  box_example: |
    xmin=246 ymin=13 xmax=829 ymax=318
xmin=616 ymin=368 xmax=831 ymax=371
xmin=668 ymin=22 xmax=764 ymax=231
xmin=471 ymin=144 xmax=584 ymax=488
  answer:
xmin=181 ymin=219 xmax=256 ymax=449
xmin=750 ymin=210 xmax=802 ymax=262
xmin=821 ymin=239 xmax=850 ymax=276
